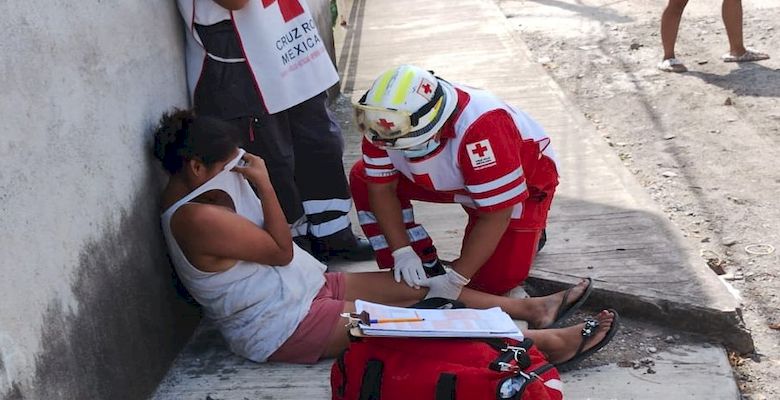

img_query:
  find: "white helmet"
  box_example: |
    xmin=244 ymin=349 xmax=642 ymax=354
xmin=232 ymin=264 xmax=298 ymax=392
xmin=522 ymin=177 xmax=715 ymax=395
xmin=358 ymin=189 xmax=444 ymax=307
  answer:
xmin=354 ymin=65 xmax=457 ymax=150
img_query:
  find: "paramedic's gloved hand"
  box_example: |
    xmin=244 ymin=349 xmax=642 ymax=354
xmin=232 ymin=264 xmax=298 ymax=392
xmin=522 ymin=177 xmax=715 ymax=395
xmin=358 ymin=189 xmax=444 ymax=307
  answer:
xmin=392 ymin=246 xmax=427 ymax=288
xmin=422 ymin=268 xmax=470 ymax=300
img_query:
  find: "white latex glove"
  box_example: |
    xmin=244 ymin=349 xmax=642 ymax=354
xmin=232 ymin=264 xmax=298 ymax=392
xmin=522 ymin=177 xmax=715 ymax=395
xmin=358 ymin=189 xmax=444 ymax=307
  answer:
xmin=392 ymin=246 xmax=427 ymax=288
xmin=421 ymin=268 xmax=470 ymax=300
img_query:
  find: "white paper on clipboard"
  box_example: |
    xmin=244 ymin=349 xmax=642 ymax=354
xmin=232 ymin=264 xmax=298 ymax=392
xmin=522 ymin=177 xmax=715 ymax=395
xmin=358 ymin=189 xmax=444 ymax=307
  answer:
xmin=354 ymin=300 xmax=523 ymax=340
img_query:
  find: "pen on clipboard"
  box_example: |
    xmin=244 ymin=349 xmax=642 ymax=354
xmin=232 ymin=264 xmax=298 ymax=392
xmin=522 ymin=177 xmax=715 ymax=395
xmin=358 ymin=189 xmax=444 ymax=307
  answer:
xmin=371 ymin=317 xmax=425 ymax=324
xmin=341 ymin=311 xmax=425 ymax=326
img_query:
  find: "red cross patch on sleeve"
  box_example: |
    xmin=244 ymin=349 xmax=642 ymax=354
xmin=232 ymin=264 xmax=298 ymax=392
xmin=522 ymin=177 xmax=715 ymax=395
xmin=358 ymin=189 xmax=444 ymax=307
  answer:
xmin=466 ymin=139 xmax=496 ymax=170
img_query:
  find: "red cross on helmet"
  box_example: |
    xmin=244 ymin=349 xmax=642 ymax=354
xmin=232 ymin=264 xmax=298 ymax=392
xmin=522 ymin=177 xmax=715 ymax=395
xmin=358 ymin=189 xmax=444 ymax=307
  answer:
xmin=353 ymin=65 xmax=458 ymax=150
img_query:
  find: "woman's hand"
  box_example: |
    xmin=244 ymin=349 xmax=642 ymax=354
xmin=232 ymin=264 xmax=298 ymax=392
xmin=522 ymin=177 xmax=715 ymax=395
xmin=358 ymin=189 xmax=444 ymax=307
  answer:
xmin=232 ymin=152 xmax=271 ymax=187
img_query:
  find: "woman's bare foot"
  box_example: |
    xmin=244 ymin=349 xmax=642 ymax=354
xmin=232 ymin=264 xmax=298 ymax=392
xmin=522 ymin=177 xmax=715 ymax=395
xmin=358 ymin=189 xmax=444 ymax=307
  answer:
xmin=523 ymin=279 xmax=592 ymax=329
xmin=529 ymin=309 xmax=616 ymax=365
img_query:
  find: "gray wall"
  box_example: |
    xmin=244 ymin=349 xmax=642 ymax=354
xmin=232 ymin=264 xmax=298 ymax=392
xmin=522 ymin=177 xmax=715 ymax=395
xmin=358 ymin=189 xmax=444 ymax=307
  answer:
xmin=0 ymin=1 xmax=199 ymax=399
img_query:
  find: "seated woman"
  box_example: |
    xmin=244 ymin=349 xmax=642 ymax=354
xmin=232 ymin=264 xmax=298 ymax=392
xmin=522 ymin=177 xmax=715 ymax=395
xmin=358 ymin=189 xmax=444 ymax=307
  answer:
xmin=155 ymin=110 xmax=618 ymax=366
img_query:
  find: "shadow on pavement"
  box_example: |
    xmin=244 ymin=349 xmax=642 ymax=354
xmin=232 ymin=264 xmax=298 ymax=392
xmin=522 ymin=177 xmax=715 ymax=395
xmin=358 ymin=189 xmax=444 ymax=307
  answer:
xmin=687 ymin=62 xmax=780 ymax=98
xmin=523 ymin=0 xmax=633 ymax=24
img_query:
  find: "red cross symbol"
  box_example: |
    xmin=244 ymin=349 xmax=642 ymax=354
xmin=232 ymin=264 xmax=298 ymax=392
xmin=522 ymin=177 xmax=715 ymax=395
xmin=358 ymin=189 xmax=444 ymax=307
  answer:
xmin=421 ymin=83 xmax=432 ymax=94
xmin=471 ymin=142 xmax=489 ymax=157
xmin=377 ymin=119 xmax=395 ymax=130
xmin=262 ymin=0 xmax=305 ymax=23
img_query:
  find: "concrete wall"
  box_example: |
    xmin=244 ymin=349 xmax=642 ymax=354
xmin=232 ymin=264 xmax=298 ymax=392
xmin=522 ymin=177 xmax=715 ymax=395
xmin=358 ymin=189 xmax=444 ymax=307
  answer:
xmin=0 ymin=1 xmax=199 ymax=399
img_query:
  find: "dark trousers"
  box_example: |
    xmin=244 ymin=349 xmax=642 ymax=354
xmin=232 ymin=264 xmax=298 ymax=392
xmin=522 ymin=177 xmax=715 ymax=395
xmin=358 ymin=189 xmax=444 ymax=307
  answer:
xmin=232 ymin=92 xmax=353 ymax=239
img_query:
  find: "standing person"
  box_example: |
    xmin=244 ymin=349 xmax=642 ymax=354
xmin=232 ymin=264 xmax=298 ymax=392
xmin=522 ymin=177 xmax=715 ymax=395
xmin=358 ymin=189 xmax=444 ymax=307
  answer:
xmin=658 ymin=0 xmax=770 ymax=72
xmin=349 ymin=65 xmax=562 ymax=298
xmin=175 ymin=0 xmax=372 ymax=262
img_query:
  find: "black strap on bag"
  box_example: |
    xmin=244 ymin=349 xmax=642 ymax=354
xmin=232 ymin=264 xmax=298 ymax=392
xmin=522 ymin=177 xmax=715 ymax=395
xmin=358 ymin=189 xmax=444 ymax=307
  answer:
xmin=435 ymin=373 xmax=457 ymax=400
xmin=335 ymin=349 xmax=349 ymax=397
xmin=359 ymin=359 xmax=384 ymax=400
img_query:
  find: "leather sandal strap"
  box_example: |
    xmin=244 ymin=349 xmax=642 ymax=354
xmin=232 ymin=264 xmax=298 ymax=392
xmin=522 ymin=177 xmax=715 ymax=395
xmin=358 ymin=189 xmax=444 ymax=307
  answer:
xmin=555 ymin=287 xmax=573 ymax=319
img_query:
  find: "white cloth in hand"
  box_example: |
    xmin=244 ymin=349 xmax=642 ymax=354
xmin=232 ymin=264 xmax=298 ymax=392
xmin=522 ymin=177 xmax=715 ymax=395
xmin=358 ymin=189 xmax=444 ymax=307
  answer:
xmin=392 ymin=246 xmax=427 ymax=287
xmin=422 ymin=268 xmax=470 ymax=300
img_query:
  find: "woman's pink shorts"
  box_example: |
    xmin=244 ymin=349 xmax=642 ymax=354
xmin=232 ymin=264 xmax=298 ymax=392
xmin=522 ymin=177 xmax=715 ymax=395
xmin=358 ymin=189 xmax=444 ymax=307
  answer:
xmin=269 ymin=272 xmax=346 ymax=364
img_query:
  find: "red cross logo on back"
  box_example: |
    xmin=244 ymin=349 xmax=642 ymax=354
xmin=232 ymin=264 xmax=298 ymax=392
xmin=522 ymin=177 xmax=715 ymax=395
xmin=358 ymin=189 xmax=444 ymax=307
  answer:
xmin=471 ymin=142 xmax=489 ymax=157
xmin=262 ymin=0 xmax=305 ymax=22
xmin=377 ymin=119 xmax=395 ymax=130
xmin=422 ymin=83 xmax=432 ymax=94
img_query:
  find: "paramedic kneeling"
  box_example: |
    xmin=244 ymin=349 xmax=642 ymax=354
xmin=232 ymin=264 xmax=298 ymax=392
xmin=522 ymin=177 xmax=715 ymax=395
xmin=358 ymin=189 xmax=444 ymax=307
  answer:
xmin=350 ymin=65 xmax=559 ymax=297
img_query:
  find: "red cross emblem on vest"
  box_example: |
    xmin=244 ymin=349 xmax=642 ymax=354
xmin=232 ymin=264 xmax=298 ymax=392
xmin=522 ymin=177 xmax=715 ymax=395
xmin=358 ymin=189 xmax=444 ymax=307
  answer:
xmin=262 ymin=0 xmax=305 ymax=22
xmin=471 ymin=142 xmax=489 ymax=157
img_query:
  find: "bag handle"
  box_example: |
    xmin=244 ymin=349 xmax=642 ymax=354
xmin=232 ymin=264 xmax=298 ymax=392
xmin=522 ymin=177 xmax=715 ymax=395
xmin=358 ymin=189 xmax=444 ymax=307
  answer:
xmin=359 ymin=359 xmax=384 ymax=400
xmin=435 ymin=373 xmax=457 ymax=400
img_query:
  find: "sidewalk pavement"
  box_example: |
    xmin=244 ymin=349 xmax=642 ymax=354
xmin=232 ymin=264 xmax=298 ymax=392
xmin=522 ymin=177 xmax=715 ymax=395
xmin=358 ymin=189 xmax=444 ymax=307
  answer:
xmin=153 ymin=321 xmax=738 ymax=400
xmin=152 ymin=0 xmax=745 ymax=398
xmin=335 ymin=0 xmax=749 ymax=353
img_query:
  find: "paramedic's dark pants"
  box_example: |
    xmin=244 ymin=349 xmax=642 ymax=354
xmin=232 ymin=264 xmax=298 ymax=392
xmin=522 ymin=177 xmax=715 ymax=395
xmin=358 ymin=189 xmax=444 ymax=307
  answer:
xmin=232 ymin=92 xmax=353 ymax=239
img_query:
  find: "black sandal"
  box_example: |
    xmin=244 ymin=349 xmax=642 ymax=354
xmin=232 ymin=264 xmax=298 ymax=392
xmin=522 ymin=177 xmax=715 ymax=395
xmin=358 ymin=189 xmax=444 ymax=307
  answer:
xmin=542 ymin=278 xmax=593 ymax=329
xmin=554 ymin=309 xmax=620 ymax=371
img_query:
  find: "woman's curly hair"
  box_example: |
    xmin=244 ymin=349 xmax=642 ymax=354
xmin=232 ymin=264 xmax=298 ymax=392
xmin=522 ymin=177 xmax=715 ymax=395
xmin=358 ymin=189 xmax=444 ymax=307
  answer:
xmin=153 ymin=109 xmax=241 ymax=173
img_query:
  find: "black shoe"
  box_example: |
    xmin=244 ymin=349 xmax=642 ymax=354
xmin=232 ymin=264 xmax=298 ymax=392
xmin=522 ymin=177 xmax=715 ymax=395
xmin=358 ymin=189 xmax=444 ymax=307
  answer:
xmin=332 ymin=236 xmax=375 ymax=261
xmin=310 ymin=231 xmax=375 ymax=262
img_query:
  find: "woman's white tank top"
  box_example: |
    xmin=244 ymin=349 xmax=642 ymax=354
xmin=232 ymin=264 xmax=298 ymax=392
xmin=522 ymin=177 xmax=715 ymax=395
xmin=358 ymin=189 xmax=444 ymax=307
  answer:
xmin=160 ymin=152 xmax=326 ymax=362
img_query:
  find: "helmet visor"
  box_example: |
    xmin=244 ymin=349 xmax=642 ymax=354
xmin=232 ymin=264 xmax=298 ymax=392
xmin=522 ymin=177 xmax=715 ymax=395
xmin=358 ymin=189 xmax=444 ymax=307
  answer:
xmin=353 ymin=104 xmax=413 ymax=140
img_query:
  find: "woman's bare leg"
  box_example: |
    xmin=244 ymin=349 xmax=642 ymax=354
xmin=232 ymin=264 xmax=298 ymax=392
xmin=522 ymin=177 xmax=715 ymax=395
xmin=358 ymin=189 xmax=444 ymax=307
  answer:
xmin=322 ymin=301 xmax=356 ymax=358
xmin=342 ymin=271 xmax=591 ymax=329
xmin=661 ymin=0 xmax=689 ymax=60
xmin=722 ymin=0 xmax=746 ymax=56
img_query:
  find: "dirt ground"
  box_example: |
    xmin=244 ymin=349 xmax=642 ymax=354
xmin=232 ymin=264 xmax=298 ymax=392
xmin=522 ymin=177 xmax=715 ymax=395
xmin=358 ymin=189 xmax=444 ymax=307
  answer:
xmin=492 ymin=0 xmax=779 ymax=397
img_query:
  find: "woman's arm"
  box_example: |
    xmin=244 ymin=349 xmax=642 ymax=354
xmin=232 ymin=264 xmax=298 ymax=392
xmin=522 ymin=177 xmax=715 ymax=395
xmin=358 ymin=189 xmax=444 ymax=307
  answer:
xmin=232 ymin=153 xmax=294 ymax=265
xmin=172 ymin=153 xmax=294 ymax=269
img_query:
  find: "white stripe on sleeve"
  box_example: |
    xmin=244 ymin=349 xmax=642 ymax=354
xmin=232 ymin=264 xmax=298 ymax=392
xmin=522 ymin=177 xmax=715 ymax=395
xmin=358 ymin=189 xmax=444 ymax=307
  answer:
xmin=473 ymin=181 xmax=528 ymax=207
xmin=363 ymin=154 xmax=393 ymax=166
xmin=466 ymin=167 xmax=524 ymax=194
xmin=366 ymin=167 xmax=398 ymax=178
